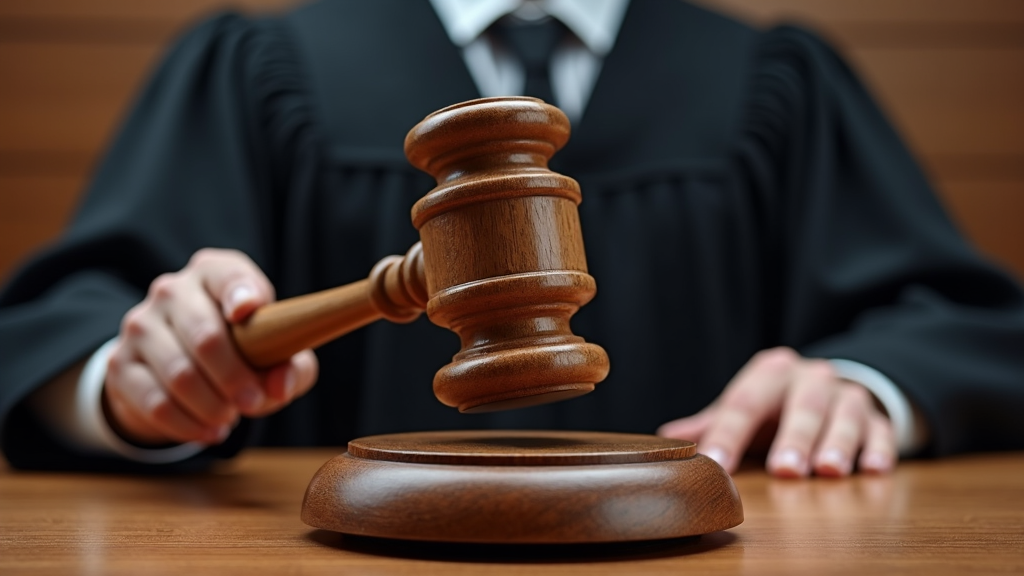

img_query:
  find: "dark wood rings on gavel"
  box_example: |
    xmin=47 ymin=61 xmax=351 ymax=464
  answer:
xmin=232 ymin=97 xmax=610 ymax=413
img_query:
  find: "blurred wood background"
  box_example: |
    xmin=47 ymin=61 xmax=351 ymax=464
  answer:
xmin=1 ymin=0 xmax=1022 ymax=286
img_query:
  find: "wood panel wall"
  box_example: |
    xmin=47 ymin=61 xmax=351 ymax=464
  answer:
xmin=2 ymin=0 xmax=1022 ymax=285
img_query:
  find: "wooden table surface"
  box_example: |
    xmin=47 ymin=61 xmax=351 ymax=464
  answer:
xmin=2 ymin=449 xmax=1022 ymax=575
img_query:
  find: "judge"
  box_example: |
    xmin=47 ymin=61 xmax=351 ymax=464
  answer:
xmin=2 ymin=0 xmax=1023 ymax=477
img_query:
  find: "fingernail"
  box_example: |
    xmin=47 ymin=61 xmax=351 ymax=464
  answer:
xmin=703 ymin=447 xmax=730 ymax=470
xmin=817 ymin=448 xmax=851 ymax=476
xmin=772 ymin=448 xmax=806 ymax=476
xmin=235 ymin=386 xmax=264 ymax=411
xmin=862 ymin=452 xmax=893 ymax=473
xmin=226 ymin=285 xmax=256 ymax=315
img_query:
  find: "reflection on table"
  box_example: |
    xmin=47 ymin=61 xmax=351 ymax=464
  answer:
xmin=2 ymin=449 xmax=1022 ymax=575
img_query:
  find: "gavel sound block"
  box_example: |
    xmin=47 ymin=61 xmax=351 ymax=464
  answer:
xmin=233 ymin=97 xmax=743 ymax=544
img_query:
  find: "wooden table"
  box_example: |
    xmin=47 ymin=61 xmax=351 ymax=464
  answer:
xmin=2 ymin=449 xmax=1022 ymax=575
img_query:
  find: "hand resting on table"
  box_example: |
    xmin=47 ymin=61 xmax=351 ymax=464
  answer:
xmin=658 ymin=347 xmax=897 ymax=478
xmin=100 ymin=250 xmax=896 ymax=474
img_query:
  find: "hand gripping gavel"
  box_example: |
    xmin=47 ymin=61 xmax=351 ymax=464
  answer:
xmin=232 ymin=97 xmax=610 ymax=413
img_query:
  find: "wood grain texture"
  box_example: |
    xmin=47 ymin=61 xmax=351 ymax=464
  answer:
xmin=2 ymin=449 xmax=1023 ymax=574
xmin=229 ymin=98 xmax=609 ymax=412
xmin=301 ymin=431 xmax=739 ymax=543
xmin=346 ymin=430 xmax=697 ymax=465
xmin=2 ymin=1 xmax=1023 ymax=283
xmin=406 ymin=97 xmax=610 ymax=413
xmin=232 ymin=243 xmax=427 ymax=367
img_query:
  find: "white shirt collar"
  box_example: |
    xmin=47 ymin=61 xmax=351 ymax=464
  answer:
xmin=430 ymin=0 xmax=630 ymax=55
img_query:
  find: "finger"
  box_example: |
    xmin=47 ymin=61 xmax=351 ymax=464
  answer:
xmin=105 ymin=394 xmax=169 ymax=445
xmin=189 ymin=248 xmax=275 ymax=323
xmin=812 ymin=383 xmax=870 ymax=477
xmin=859 ymin=412 xmax=897 ymax=473
xmin=122 ymin=307 xmax=238 ymax=429
xmin=155 ymin=278 xmax=266 ymax=415
xmin=106 ymin=359 xmax=225 ymax=445
xmin=249 ymin=349 xmax=319 ymax=416
xmin=767 ymin=360 xmax=837 ymax=478
xmin=286 ymin=349 xmax=318 ymax=399
xmin=656 ymin=407 xmax=716 ymax=443
xmin=698 ymin=347 xmax=798 ymax=472
xmin=104 ymin=354 xmax=171 ymax=445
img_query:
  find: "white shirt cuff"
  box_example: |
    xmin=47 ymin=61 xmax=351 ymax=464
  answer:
xmin=30 ymin=338 xmax=204 ymax=464
xmin=829 ymin=358 xmax=927 ymax=456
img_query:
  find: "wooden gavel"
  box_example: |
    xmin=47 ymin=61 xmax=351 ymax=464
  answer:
xmin=232 ymin=97 xmax=610 ymax=413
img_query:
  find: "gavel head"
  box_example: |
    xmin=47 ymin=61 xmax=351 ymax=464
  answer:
xmin=404 ymin=97 xmax=610 ymax=413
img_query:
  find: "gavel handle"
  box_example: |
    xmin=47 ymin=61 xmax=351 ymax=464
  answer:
xmin=232 ymin=243 xmax=428 ymax=368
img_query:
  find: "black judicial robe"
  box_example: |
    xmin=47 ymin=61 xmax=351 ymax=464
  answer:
xmin=2 ymin=0 xmax=1024 ymax=471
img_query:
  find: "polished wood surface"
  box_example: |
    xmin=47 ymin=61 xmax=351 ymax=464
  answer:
xmin=407 ymin=98 xmax=609 ymax=413
xmin=347 ymin=430 xmax=697 ymax=465
xmin=301 ymin=431 xmax=742 ymax=543
xmin=2 ymin=449 xmax=1022 ymax=574
xmin=233 ymin=242 xmax=427 ymax=367
xmin=234 ymin=97 xmax=610 ymax=413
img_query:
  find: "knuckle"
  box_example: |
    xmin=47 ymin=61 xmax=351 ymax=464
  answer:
xmin=191 ymin=247 xmax=248 ymax=268
xmin=188 ymin=323 xmax=226 ymax=357
xmin=104 ymin=371 xmax=134 ymax=401
xmin=842 ymin=383 xmax=873 ymax=407
xmin=804 ymin=360 xmax=837 ymax=382
xmin=220 ymin=247 xmax=250 ymax=263
xmin=121 ymin=307 xmax=148 ymax=338
xmin=720 ymin=387 xmax=760 ymax=416
xmin=165 ymin=360 xmax=200 ymax=397
xmin=753 ymin=347 xmax=799 ymax=374
xmin=782 ymin=408 xmax=825 ymax=440
xmin=189 ymin=248 xmax=222 ymax=266
xmin=148 ymin=273 xmax=179 ymax=302
xmin=712 ymin=405 xmax=758 ymax=438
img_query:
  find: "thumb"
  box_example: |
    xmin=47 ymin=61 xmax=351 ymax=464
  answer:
xmin=189 ymin=249 xmax=275 ymax=323
xmin=221 ymin=282 xmax=269 ymax=323
xmin=258 ymin=349 xmax=320 ymax=410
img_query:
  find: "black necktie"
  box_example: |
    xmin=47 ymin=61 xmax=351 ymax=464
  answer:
xmin=491 ymin=16 xmax=568 ymax=105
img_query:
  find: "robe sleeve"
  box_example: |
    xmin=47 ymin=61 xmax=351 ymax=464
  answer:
xmin=741 ymin=26 xmax=1024 ymax=456
xmin=0 ymin=13 xmax=303 ymax=470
